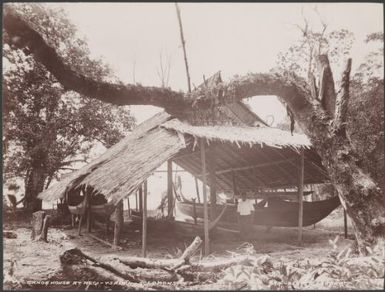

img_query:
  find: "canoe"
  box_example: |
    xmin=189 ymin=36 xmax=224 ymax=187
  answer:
xmin=176 ymin=196 xmax=340 ymax=227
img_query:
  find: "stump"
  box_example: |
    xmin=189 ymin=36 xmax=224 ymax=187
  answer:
xmin=31 ymin=211 xmax=51 ymax=241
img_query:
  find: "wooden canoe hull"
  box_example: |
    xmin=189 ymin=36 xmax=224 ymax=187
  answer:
xmin=176 ymin=196 xmax=340 ymax=227
xmin=68 ymin=201 xmax=115 ymax=218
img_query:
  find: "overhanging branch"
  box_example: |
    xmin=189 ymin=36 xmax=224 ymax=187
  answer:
xmin=3 ymin=5 xmax=315 ymax=119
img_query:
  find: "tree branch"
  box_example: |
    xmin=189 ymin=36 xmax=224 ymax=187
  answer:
xmin=3 ymin=6 xmax=185 ymax=109
xmin=3 ymin=5 xmax=315 ymax=119
xmin=333 ymin=58 xmax=352 ymax=132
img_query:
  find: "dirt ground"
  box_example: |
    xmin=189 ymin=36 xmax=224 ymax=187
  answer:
xmin=3 ymin=206 xmax=383 ymax=290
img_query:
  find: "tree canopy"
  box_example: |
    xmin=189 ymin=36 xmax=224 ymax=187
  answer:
xmin=3 ymin=3 xmax=135 ymax=210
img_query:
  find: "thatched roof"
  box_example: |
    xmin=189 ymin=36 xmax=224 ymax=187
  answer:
xmin=161 ymin=119 xmax=310 ymax=151
xmin=39 ymin=111 xmax=183 ymax=204
xmin=38 ymin=103 xmax=329 ymax=204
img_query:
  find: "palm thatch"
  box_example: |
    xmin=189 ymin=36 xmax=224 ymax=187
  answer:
xmin=161 ymin=118 xmax=311 ymax=151
xmin=38 ymin=102 xmax=329 ymax=205
xmin=38 ymin=111 xmax=181 ymax=203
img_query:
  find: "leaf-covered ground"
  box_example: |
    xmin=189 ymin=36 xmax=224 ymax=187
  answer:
xmin=3 ymin=208 xmax=384 ymax=290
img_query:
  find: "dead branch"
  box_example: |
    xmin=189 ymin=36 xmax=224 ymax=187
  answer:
xmin=333 ymin=58 xmax=352 ymax=132
xmin=317 ymin=55 xmax=336 ymax=116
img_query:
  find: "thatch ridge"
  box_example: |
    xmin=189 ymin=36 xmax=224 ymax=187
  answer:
xmin=161 ymin=118 xmax=311 ymax=151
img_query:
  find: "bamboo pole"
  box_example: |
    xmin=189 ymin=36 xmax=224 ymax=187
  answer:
xmin=135 ymin=191 xmax=138 ymax=211
xmin=195 ymin=177 xmax=201 ymax=203
xmin=208 ymin=146 xmax=217 ymax=220
xmin=175 ymin=3 xmax=191 ymax=93
xmin=139 ymin=186 xmax=143 ymax=214
xmin=200 ymin=139 xmax=209 ymax=256
xmin=86 ymin=193 xmax=92 ymax=233
xmin=167 ymin=160 xmax=174 ymax=219
xmin=142 ymin=181 xmax=148 ymax=257
xmin=298 ymin=150 xmax=305 ymax=245
xmin=127 ymin=197 xmax=131 ymax=217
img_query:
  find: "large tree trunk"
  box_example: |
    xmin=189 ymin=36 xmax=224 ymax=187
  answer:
xmin=3 ymin=5 xmax=384 ymax=251
xmin=24 ymin=165 xmax=46 ymax=212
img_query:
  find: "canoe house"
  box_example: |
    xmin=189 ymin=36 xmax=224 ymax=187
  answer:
xmin=38 ymin=95 xmax=337 ymax=255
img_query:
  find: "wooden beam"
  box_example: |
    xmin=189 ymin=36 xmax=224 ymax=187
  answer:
xmin=256 ymin=150 xmax=297 ymax=183
xmin=173 ymin=150 xmax=201 ymax=161
xmin=142 ymin=180 xmax=148 ymax=257
xmin=298 ymin=150 xmax=304 ymax=245
xmin=167 ymin=160 xmax=174 ymax=220
xmin=208 ymin=146 xmax=217 ymax=219
xmin=200 ymin=139 xmax=209 ymax=256
xmin=198 ymin=158 xmax=295 ymax=177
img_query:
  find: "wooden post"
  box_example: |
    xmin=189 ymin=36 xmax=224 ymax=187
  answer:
xmin=344 ymin=209 xmax=348 ymax=238
xmin=78 ymin=215 xmax=83 ymax=236
xmin=208 ymin=146 xmax=217 ymax=220
xmin=232 ymin=171 xmax=238 ymax=198
xmin=39 ymin=215 xmax=51 ymax=242
xmin=167 ymin=160 xmax=174 ymax=220
xmin=113 ymin=200 xmax=124 ymax=248
xmin=192 ymin=198 xmax=197 ymax=225
xmin=138 ymin=186 xmax=143 ymax=214
xmin=142 ymin=180 xmax=148 ymax=257
xmin=135 ymin=191 xmax=138 ymax=211
xmin=86 ymin=193 xmax=92 ymax=233
xmin=298 ymin=150 xmax=305 ymax=245
xmin=127 ymin=197 xmax=131 ymax=217
xmin=200 ymin=139 xmax=209 ymax=256
xmin=31 ymin=210 xmax=45 ymax=240
xmin=195 ymin=177 xmax=201 ymax=203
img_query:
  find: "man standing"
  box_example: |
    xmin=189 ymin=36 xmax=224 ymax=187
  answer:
xmin=237 ymin=191 xmax=255 ymax=239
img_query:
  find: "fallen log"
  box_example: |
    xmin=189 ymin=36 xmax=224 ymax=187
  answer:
xmin=176 ymin=255 xmax=254 ymax=273
xmin=116 ymin=236 xmax=202 ymax=271
xmin=60 ymin=248 xmax=180 ymax=289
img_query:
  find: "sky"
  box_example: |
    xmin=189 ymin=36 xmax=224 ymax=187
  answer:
xmin=9 ymin=3 xmax=382 ymax=210
xmin=51 ymin=2 xmax=383 ymax=124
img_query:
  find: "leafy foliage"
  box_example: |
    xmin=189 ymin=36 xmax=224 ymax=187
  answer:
xmin=275 ymin=21 xmax=354 ymax=79
xmin=3 ymin=3 xmax=135 ymax=204
xmin=348 ymin=32 xmax=384 ymax=192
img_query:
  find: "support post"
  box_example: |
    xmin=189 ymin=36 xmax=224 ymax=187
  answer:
xmin=232 ymin=171 xmax=238 ymax=198
xmin=142 ymin=180 xmax=148 ymax=257
xmin=192 ymin=198 xmax=197 ymax=225
xmin=138 ymin=186 xmax=143 ymax=214
xmin=200 ymin=139 xmax=209 ymax=256
xmin=113 ymin=200 xmax=124 ymax=248
xmin=135 ymin=191 xmax=138 ymax=211
xmin=208 ymin=146 xmax=217 ymax=220
xmin=127 ymin=197 xmax=131 ymax=217
xmin=344 ymin=209 xmax=348 ymax=239
xmin=167 ymin=160 xmax=174 ymax=220
xmin=86 ymin=193 xmax=92 ymax=233
xmin=195 ymin=177 xmax=201 ymax=203
xmin=298 ymin=150 xmax=304 ymax=245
